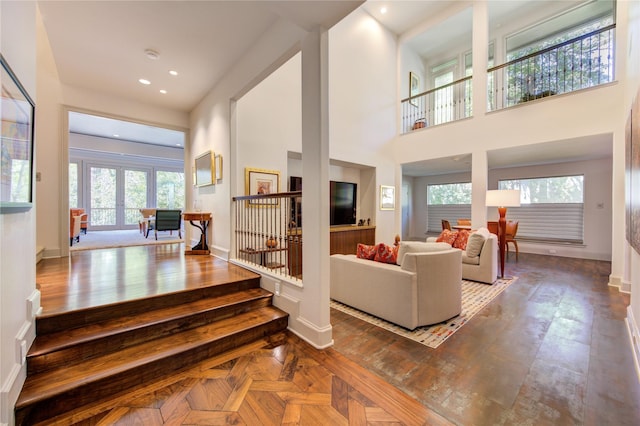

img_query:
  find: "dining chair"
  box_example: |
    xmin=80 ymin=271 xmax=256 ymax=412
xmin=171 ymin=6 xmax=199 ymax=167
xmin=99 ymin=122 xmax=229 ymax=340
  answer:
xmin=139 ymin=208 xmax=156 ymax=235
xmin=441 ymin=219 xmax=451 ymax=231
xmin=146 ymin=209 xmax=182 ymax=240
xmin=505 ymin=220 xmax=519 ymax=261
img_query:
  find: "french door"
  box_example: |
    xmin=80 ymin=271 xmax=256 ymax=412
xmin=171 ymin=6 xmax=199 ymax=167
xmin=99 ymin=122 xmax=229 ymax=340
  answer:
xmin=88 ymin=164 xmax=151 ymax=230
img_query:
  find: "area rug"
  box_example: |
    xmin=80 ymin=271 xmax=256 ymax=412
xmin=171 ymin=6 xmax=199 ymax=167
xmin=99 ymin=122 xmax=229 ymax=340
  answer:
xmin=70 ymin=229 xmax=184 ymax=251
xmin=330 ymin=277 xmax=517 ymax=349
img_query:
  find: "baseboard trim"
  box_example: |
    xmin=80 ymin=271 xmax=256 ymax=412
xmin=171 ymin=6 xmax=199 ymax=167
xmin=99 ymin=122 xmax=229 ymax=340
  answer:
xmin=626 ymin=306 xmax=640 ymax=383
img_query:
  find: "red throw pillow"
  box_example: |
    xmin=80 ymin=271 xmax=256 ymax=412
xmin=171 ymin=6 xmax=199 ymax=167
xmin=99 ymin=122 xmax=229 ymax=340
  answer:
xmin=374 ymin=243 xmax=398 ymax=264
xmin=453 ymin=229 xmax=470 ymax=250
xmin=436 ymin=229 xmax=458 ymax=245
xmin=356 ymin=243 xmax=377 ymax=260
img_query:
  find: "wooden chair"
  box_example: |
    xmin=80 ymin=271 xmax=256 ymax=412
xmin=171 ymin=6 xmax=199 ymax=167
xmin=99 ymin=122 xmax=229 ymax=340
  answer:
xmin=70 ymin=208 xmax=88 ymax=234
xmin=505 ymin=220 xmax=519 ymax=261
xmin=69 ymin=210 xmax=83 ymax=246
xmin=147 ymin=209 xmax=182 ymax=240
xmin=441 ymin=219 xmax=451 ymax=230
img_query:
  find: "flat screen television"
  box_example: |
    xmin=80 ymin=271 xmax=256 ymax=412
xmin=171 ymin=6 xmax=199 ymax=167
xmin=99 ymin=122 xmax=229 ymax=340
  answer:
xmin=330 ymin=180 xmax=357 ymax=226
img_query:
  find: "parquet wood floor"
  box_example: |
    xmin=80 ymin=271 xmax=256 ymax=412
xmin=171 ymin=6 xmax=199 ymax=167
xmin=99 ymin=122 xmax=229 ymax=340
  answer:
xmin=40 ymin=331 xmax=449 ymax=426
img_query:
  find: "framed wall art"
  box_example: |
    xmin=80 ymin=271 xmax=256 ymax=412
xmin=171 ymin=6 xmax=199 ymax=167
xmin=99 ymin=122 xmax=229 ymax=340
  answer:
xmin=380 ymin=185 xmax=395 ymax=210
xmin=245 ymin=167 xmax=280 ymax=205
xmin=1 ymin=54 xmax=35 ymax=212
xmin=194 ymin=150 xmax=214 ymax=187
xmin=215 ymin=154 xmax=223 ymax=181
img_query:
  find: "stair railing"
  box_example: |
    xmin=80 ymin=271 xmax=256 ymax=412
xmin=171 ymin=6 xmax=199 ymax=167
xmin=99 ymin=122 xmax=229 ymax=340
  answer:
xmin=232 ymin=191 xmax=302 ymax=281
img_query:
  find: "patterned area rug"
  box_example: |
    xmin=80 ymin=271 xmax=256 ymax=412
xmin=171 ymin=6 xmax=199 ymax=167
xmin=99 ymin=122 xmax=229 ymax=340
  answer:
xmin=330 ymin=277 xmax=517 ymax=349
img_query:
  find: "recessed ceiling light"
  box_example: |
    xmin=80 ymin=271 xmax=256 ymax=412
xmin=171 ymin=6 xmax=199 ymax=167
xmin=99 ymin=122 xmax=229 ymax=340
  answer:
xmin=169 ymin=70 xmax=178 ymax=76
xmin=160 ymin=89 xmax=167 ymax=94
xmin=380 ymin=7 xmax=387 ymax=14
xmin=175 ymin=143 xmax=181 ymax=146
xmin=139 ymin=78 xmax=151 ymax=85
xmin=113 ymin=134 xmax=120 ymax=138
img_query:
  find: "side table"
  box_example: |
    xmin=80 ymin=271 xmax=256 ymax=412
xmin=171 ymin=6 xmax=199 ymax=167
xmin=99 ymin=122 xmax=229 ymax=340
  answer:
xmin=183 ymin=212 xmax=212 ymax=255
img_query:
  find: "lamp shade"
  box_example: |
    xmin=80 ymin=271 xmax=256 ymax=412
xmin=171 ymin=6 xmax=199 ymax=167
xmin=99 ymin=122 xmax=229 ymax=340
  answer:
xmin=486 ymin=189 xmax=521 ymax=207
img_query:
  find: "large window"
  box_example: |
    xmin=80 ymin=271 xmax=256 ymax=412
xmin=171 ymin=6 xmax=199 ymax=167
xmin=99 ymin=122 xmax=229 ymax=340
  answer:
xmin=427 ymin=182 xmax=471 ymax=232
xmin=156 ymin=170 xmax=185 ymax=209
xmin=499 ymin=175 xmax=584 ymax=243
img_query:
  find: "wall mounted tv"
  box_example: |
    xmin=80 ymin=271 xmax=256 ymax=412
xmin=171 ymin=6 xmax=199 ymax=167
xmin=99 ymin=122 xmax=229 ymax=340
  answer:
xmin=288 ymin=177 xmax=357 ymax=227
xmin=330 ymin=180 xmax=357 ymax=226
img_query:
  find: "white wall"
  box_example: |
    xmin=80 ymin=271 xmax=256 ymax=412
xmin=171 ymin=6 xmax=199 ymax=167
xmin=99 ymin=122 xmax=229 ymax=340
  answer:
xmin=624 ymin=0 xmax=640 ymax=379
xmin=1 ymin=2 xmax=38 ymax=424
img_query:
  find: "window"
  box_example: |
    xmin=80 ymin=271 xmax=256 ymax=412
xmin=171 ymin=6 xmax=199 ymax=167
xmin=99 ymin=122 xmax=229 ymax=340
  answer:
xmin=156 ymin=170 xmax=185 ymax=209
xmin=427 ymin=183 xmax=471 ymax=232
xmin=498 ymin=175 xmax=584 ymax=243
xmin=69 ymin=162 xmax=78 ymax=208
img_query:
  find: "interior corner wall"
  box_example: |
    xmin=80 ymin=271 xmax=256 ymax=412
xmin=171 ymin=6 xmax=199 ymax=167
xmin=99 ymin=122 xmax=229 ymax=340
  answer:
xmin=1 ymin=2 xmax=38 ymax=424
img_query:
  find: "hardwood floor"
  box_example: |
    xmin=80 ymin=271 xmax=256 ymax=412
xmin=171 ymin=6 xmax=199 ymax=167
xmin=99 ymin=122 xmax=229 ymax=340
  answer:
xmin=32 ymin=244 xmax=447 ymax=425
xmin=332 ymin=253 xmax=640 ymax=425
xmin=32 ymin=245 xmax=640 ymax=425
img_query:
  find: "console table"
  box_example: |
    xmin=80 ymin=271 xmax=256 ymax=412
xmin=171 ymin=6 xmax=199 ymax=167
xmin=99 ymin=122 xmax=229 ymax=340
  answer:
xmin=183 ymin=212 xmax=212 ymax=255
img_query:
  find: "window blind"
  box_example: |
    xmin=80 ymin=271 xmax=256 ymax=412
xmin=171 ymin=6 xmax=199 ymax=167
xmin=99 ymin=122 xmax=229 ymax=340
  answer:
xmin=503 ymin=203 xmax=584 ymax=243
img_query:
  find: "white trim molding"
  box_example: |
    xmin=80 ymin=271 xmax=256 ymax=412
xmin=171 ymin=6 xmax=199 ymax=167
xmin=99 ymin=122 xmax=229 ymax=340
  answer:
xmin=626 ymin=306 xmax=640 ymax=383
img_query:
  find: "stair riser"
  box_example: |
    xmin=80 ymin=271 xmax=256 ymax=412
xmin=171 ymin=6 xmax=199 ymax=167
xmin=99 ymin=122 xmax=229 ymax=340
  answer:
xmin=16 ymin=316 xmax=288 ymax=426
xmin=28 ymin=296 xmax=273 ymax=375
xmin=36 ymin=278 xmax=261 ymax=335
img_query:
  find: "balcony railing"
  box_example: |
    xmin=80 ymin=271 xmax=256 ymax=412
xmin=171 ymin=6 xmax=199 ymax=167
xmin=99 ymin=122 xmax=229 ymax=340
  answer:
xmin=232 ymin=191 xmax=302 ymax=281
xmin=488 ymin=24 xmax=615 ymax=111
xmin=401 ymin=76 xmax=472 ymax=134
xmin=401 ymin=25 xmax=615 ymax=133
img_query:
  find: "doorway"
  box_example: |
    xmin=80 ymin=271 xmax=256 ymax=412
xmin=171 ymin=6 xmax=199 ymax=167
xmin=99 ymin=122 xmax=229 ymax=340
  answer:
xmin=87 ymin=164 xmax=151 ymax=231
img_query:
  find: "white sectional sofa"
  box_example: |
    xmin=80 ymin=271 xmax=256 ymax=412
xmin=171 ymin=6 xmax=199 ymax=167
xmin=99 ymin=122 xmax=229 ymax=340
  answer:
xmin=330 ymin=242 xmax=462 ymax=330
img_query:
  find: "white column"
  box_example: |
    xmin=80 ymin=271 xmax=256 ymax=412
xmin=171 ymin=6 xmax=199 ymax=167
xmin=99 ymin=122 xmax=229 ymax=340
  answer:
xmin=297 ymin=28 xmax=333 ymax=348
xmin=471 ymin=151 xmax=488 ymax=228
xmin=471 ymin=1 xmax=489 ymax=228
xmin=472 ymin=0 xmax=488 ymax=118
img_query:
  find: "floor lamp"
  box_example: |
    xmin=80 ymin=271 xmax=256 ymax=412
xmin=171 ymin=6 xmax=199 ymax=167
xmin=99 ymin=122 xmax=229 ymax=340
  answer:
xmin=486 ymin=189 xmax=521 ymax=278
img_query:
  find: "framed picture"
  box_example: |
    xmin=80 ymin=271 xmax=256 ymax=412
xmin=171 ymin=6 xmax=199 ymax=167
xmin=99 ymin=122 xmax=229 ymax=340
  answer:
xmin=195 ymin=150 xmax=214 ymax=187
xmin=409 ymin=72 xmax=420 ymax=107
xmin=245 ymin=167 xmax=280 ymax=205
xmin=380 ymin=185 xmax=395 ymax=210
xmin=1 ymin=54 xmax=35 ymax=212
xmin=215 ymin=154 xmax=223 ymax=181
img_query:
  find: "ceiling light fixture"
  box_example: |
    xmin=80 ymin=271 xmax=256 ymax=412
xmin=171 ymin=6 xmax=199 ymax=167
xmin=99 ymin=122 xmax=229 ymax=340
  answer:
xmin=169 ymin=70 xmax=178 ymax=76
xmin=139 ymin=78 xmax=151 ymax=85
xmin=380 ymin=7 xmax=387 ymax=14
xmin=160 ymin=89 xmax=167 ymax=94
xmin=145 ymin=49 xmax=160 ymax=60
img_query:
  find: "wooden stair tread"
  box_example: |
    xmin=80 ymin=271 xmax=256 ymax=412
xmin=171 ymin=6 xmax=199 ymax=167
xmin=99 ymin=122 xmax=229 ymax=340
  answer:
xmin=16 ymin=306 xmax=287 ymax=408
xmin=28 ymin=287 xmax=272 ymax=356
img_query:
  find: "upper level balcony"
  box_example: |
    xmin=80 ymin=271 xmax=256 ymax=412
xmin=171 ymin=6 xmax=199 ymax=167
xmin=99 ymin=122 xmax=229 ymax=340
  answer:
xmin=401 ymin=15 xmax=615 ymax=135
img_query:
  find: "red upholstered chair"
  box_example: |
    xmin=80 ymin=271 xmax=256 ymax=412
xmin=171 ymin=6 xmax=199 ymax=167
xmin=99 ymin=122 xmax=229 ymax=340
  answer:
xmin=70 ymin=208 xmax=88 ymax=234
xmin=505 ymin=220 xmax=519 ymax=261
xmin=69 ymin=209 xmax=84 ymax=246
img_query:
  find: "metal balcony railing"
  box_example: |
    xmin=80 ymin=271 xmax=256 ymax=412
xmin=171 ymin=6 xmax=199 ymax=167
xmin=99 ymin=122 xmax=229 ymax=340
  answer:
xmin=232 ymin=191 xmax=302 ymax=281
xmin=401 ymin=76 xmax=473 ymax=134
xmin=488 ymin=24 xmax=615 ymax=111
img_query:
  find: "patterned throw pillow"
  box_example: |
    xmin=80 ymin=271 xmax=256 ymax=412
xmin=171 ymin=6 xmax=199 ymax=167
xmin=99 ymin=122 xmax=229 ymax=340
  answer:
xmin=453 ymin=229 xmax=470 ymax=250
xmin=356 ymin=243 xmax=377 ymax=260
xmin=436 ymin=229 xmax=458 ymax=245
xmin=373 ymin=243 xmax=398 ymax=264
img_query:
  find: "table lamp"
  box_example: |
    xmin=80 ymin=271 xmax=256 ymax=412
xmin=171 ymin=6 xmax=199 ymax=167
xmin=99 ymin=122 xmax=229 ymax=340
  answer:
xmin=486 ymin=189 xmax=521 ymax=278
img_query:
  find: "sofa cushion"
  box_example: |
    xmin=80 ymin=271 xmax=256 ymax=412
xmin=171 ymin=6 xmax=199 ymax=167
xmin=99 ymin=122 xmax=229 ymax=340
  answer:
xmin=452 ymin=229 xmax=470 ymax=250
xmin=374 ymin=243 xmax=398 ymax=264
xmin=466 ymin=227 xmax=490 ymax=258
xmin=436 ymin=229 xmax=458 ymax=245
xmin=461 ymin=251 xmax=481 ymax=265
xmin=396 ymin=241 xmax=451 ymax=266
xmin=357 ymin=243 xmax=377 ymax=260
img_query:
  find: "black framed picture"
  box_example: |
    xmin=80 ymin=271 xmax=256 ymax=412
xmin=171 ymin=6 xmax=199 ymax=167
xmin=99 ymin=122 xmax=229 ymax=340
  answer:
xmin=1 ymin=54 xmax=35 ymax=212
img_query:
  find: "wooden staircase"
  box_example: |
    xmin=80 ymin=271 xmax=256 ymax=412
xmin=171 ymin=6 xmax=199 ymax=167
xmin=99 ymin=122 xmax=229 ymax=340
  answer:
xmin=15 ymin=277 xmax=288 ymax=425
